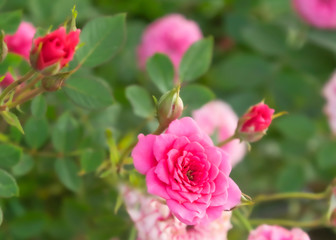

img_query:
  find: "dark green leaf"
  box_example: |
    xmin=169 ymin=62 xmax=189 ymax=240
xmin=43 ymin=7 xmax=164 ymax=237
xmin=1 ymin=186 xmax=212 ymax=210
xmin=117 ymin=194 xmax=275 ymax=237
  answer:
xmin=125 ymin=85 xmax=155 ymax=118
xmin=12 ymin=154 xmax=34 ymax=177
xmin=309 ymin=29 xmax=336 ymax=54
xmin=24 ymin=117 xmax=49 ymax=149
xmin=0 ymin=10 xmax=22 ymax=33
xmin=80 ymin=149 xmax=105 ymax=173
xmin=317 ymin=142 xmax=336 ymax=169
xmin=31 ymin=95 xmax=47 ymax=118
xmin=0 ymin=144 xmax=22 ymax=169
xmin=179 ymin=37 xmax=213 ymax=82
xmin=0 ymin=207 xmax=2 ymax=226
xmin=55 ymin=158 xmax=81 ymax=192
xmin=276 ymin=164 xmax=305 ymax=192
xmin=180 ymin=84 xmax=215 ymax=113
xmin=0 ymin=169 xmax=19 ymax=197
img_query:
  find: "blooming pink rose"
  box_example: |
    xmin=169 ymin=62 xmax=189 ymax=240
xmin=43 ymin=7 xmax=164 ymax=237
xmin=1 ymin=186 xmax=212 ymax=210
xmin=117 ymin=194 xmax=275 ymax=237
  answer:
xmin=131 ymin=117 xmax=241 ymax=225
xmin=0 ymin=72 xmax=14 ymax=88
xmin=323 ymin=71 xmax=336 ymax=134
xmin=193 ymin=101 xmax=246 ymax=167
xmin=237 ymin=103 xmax=275 ymax=142
xmin=292 ymin=0 xmax=336 ymax=29
xmin=248 ymin=225 xmax=310 ymax=240
xmin=137 ymin=14 xmax=203 ymax=71
xmin=4 ymin=22 xmax=36 ymax=60
xmin=31 ymin=27 xmax=80 ymax=71
xmin=121 ymin=186 xmax=232 ymax=240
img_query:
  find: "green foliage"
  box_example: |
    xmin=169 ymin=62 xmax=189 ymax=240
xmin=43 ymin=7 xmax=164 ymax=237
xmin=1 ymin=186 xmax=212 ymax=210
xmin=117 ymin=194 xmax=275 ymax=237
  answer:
xmin=80 ymin=149 xmax=105 ymax=174
xmin=125 ymin=85 xmax=155 ymax=118
xmin=0 ymin=10 xmax=22 ymax=33
xmin=0 ymin=144 xmax=22 ymax=169
xmin=54 ymin=158 xmax=81 ymax=192
xmin=31 ymin=95 xmax=47 ymax=118
xmin=24 ymin=117 xmax=49 ymax=149
xmin=0 ymin=169 xmax=19 ymax=197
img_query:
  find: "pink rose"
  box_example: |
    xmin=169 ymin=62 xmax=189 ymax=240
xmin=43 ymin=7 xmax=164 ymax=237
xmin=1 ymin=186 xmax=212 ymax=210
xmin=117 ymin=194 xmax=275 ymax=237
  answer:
xmin=31 ymin=27 xmax=80 ymax=72
xmin=137 ymin=14 xmax=203 ymax=71
xmin=0 ymin=72 xmax=14 ymax=88
xmin=131 ymin=117 xmax=241 ymax=225
xmin=121 ymin=186 xmax=232 ymax=240
xmin=4 ymin=22 xmax=36 ymax=60
xmin=193 ymin=101 xmax=246 ymax=167
xmin=248 ymin=225 xmax=310 ymax=240
xmin=237 ymin=103 xmax=275 ymax=142
xmin=322 ymin=71 xmax=336 ymax=134
xmin=292 ymin=0 xmax=336 ymax=29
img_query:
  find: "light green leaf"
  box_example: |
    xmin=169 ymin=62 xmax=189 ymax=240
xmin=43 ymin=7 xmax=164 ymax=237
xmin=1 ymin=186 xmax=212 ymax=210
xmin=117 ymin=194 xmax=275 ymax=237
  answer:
xmin=309 ymin=30 xmax=336 ymax=54
xmin=179 ymin=37 xmax=213 ymax=82
xmin=80 ymin=149 xmax=105 ymax=173
xmin=55 ymin=158 xmax=81 ymax=192
xmin=317 ymin=142 xmax=336 ymax=169
xmin=146 ymin=53 xmax=174 ymax=93
xmin=63 ymin=77 xmax=113 ymax=109
xmin=0 ymin=144 xmax=22 ymax=169
xmin=125 ymin=85 xmax=155 ymax=118
xmin=76 ymin=14 xmax=126 ymax=67
xmin=31 ymin=95 xmax=47 ymax=118
xmin=12 ymin=154 xmax=34 ymax=177
xmin=0 ymin=169 xmax=19 ymax=197
xmin=24 ymin=117 xmax=49 ymax=149
xmin=1 ymin=111 xmax=24 ymax=134
xmin=0 ymin=10 xmax=22 ymax=33
xmin=180 ymin=84 xmax=215 ymax=112
xmin=52 ymin=113 xmax=80 ymax=153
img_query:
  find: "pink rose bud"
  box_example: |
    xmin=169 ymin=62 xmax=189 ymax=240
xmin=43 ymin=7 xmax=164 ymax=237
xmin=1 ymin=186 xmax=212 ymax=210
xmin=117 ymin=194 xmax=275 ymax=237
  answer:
xmin=292 ymin=0 xmax=336 ymax=29
xmin=137 ymin=14 xmax=203 ymax=72
xmin=237 ymin=102 xmax=275 ymax=142
xmin=248 ymin=225 xmax=310 ymax=240
xmin=322 ymin=71 xmax=336 ymax=135
xmin=0 ymin=72 xmax=14 ymax=88
xmin=157 ymin=88 xmax=183 ymax=129
xmin=131 ymin=117 xmax=241 ymax=225
xmin=193 ymin=101 xmax=246 ymax=167
xmin=30 ymin=27 xmax=80 ymax=75
xmin=4 ymin=22 xmax=36 ymax=60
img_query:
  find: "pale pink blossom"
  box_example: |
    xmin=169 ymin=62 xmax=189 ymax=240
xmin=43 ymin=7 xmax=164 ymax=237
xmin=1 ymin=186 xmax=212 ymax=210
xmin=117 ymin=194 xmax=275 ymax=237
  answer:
xmin=131 ymin=117 xmax=241 ymax=225
xmin=322 ymin=71 xmax=336 ymax=134
xmin=192 ymin=101 xmax=246 ymax=166
xmin=292 ymin=0 xmax=336 ymax=29
xmin=137 ymin=14 xmax=203 ymax=72
xmin=121 ymin=186 xmax=232 ymax=240
xmin=248 ymin=225 xmax=310 ymax=240
xmin=4 ymin=22 xmax=36 ymax=60
xmin=0 ymin=72 xmax=14 ymax=88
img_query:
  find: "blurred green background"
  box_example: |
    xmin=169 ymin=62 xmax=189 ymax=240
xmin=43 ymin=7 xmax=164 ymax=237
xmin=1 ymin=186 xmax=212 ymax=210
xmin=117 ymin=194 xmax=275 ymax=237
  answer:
xmin=0 ymin=0 xmax=335 ymax=239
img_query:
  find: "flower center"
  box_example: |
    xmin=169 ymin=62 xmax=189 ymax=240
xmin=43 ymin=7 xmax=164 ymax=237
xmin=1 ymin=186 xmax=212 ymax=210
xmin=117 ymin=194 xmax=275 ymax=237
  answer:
xmin=186 ymin=170 xmax=194 ymax=181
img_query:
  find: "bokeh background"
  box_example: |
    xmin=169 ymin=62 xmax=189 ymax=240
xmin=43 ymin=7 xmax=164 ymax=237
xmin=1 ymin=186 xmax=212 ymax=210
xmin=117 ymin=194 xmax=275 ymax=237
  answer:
xmin=0 ymin=0 xmax=335 ymax=239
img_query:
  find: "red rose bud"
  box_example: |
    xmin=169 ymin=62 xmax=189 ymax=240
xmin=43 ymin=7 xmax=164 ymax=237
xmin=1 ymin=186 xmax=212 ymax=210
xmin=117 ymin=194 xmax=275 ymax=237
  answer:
xmin=157 ymin=87 xmax=183 ymax=129
xmin=237 ymin=102 xmax=275 ymax=142
xmin=30 ymin=27 xmax=80 ymax=75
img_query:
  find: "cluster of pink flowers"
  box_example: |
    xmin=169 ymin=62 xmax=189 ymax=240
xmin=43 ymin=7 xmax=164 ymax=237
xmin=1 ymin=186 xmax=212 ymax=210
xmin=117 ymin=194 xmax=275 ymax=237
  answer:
xmin=192 ymin=101 xmax=246 ymax=166
xmin=121 ymin=185 xmax=232 ymax=240
xmin=323 ymin=71 xmax=336 ymax=134
xmin=292 ymin=0 xmax=336 ymax=29
xmin=248 ymin=225 xmax=310 ymax=240
xmin=137 ymin=14 xmax=202 ymax=74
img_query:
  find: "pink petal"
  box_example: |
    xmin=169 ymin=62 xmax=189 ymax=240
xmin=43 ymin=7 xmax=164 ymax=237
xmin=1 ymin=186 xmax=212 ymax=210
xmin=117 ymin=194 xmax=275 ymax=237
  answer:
xmin=153 ymin=134 xmax=176 ymax=161
xmin=218 ymin=148 xmax=232 ymax=176
xmin=167 ymin=199 xmax=201 ymax=225
xmin=223 ymin=178 xmax=241 ymax=210
xmin=131 ymin=134 xmax=157 ymax=174
xmin=146 ymin=168 xmax=170 ymax=200
xmin=154 ymin=160 xmax=170 ymax=184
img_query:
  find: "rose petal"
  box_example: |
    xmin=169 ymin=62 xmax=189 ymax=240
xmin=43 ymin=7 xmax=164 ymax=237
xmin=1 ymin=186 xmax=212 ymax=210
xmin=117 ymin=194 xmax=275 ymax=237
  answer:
xmin=132 ymin=134 xmax=157 ymax=174
xmin=167 ymin=199 xmax=201 ymax=225
xmin=153 ymin=134 xmax=177 ymax=161
xmin=146 ymin=168 xmax=170 ymax=199
xmin=223 ymin=178 xmax=241 ymax=210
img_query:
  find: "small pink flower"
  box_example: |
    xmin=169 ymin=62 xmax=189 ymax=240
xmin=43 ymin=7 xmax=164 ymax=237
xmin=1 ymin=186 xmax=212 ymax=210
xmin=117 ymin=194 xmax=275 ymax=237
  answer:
xmin=237 ymin=103 xmax=275 ymax=142
xmin=192 ymin=101 xmax=246 ymax=167
xmin=137 ymin=14 xmax=203 ymax=72
xmin=131 ymin=117 xmax=241 ymax=225
xmin=31 ymin=27 xmax=80 ymax=72
xmin=4 ymin=22 xmax=36 ymax=60
xmin=121 ymin=186 xmax=232 ymax=240
xmin=292 ymin=0 xmax=336 ymax=29
xmin=248 ymin=225 xmax=310 ymax=240
xmin=0 ymin=73 xmax=14 ymax=88
xmin=322 ymin=71 xmax=336 ymax=134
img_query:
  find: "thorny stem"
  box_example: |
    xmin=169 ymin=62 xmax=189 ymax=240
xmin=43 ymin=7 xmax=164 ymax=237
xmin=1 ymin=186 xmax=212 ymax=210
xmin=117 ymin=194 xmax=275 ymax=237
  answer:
xmin=2 ymin=87 xmax=44 ymax=110
xmin=14 ymin=75 xmax=43 ymax=98
xmin=233 ymin=209 xmax=253 ymax=231
xmin=253 ymin=191 xmax=330 ymax=204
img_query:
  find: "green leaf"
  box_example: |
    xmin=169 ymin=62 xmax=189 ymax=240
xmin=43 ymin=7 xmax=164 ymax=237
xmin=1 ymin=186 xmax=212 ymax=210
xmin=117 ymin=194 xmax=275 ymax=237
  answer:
xmin=54 ymin=158 xmax=81 ymax=192
xmin=308 ymin=29 xmax=336 ymax=54
xmin=274 ymin=114 xmax=315 ymax=141
xmin=0 ymin=207 xmax=2 ymax=226
xmin=276 ymin=164 xmax=305 ymax=192
xmin=179 ymin=37 xmax=213 ymax=82
xmin=0 ymin=169 xmax=19 ymax=197
xmin=0 ymin=144 xmax=22 ymax=169
xmin=52 ymin=113 xmax=80 ymax=153
xmin=1 ymin=111 xmax=24 ymax=134
xmin=80 ymin=149 xmax=105 ymax=173
xmin=0 ymin=53 xmax=22 ymax=75
xmin=146 ymin=53 xmax=174 ymax=93
xmin=12 ymin=154 xmax=34 ymax=177
xmin=63 ymin=77 xmax=113 ymax=109
xmin=24 ymin=117 xmax=49 ymax=149
xmin=31 ymin=95 xmax=47 ymax=118
xmin=125 ymin=85 xmax=155 ymax=118
xmin=317 ymin=142 xmax=336 ymax=169
xmin=76 ymin=14 xmax=126 ymax=67
xmin=0 ymin=10 xmax=22 ymax=33
xmin=180 ymin=84 xmax=215 ymax=112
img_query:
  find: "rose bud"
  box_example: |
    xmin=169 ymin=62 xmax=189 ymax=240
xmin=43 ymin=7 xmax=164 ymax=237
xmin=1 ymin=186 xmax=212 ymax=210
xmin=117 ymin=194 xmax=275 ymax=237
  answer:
xmin=4 ymin=22 xmax=36 ymax=60
xmin=157 ymin=87 xmax=183 ymax=129
xmin=0 ymin=72 xmax=14 ymax=88
xmin=236 ymin=102 xmax=275 ymax=143
xmin=30 ymin=27 xmax=80 ymax=75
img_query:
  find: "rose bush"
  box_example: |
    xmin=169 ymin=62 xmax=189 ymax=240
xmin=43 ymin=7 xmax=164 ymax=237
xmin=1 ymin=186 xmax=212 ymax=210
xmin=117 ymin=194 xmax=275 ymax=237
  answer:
xmin=131 ymin=117 xmax=241 ymax=225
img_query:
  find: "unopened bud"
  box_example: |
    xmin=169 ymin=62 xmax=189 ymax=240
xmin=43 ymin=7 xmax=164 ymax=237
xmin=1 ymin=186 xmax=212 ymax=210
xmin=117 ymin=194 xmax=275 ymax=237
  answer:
xmin=236 ymin=102 xmax=275 ymax=142
xmin=41 ymin=72 xmax=71 ymax=91
xmin=157 ymin=87 xmax=183 ymax=128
